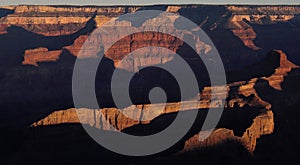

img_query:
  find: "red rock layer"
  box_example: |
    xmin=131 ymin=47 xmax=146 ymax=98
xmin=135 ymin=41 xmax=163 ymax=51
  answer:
xmin=22 ymin=47 xmax=62 ymax=66
xmin=31 ymin=50 xmax=297 ymax=153
xmin=0 ymin=24 xmax=8 ymax=34
xmin=18 ymin=23 xmax=87 ymax=36
xmin=64 ymin=35 xmax=89 ymax=56
xmin=264 ymin=50 xmax=298 ymax=90
xmin=104 ymin=32 xmax=183 ymax=61
xmin=228 ymin=20 xmax=261 ymax=50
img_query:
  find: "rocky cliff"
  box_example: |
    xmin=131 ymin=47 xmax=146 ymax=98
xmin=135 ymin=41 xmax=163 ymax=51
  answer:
xmin=1 ymin=5 xmax=297 ymax=69
xmin=1 ymin=4 xmax=300 ymax=165
xmin=31 ymin=50 xmax=296 ymax=153
xmin=23 ymin=47 xmax=62 ymax=66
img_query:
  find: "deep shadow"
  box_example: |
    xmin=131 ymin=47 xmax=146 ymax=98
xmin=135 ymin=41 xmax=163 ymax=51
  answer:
xmin=122 ymin=106 xmax=260 ymax=149
xmin=226 ymin=50 xmax=281 ymax=83
xmin=253 ymin=68 xmax=300 ymax=165
xmin=0 ymin=6 xmax=299 ymax=164
xmin=0 ymin=8 xmax=14 ymax=18
xmin=0 ymin=14 xmax=96 ymax=77
xmin=251 ymin=15 xmax=300 ymax=65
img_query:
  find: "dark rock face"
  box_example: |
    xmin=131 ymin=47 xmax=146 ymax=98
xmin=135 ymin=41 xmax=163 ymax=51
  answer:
xmin=0 ymin=4 xmax=300 ymax=165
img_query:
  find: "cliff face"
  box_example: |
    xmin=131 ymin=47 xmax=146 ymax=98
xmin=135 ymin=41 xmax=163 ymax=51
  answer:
xmin=228 ymin=19 xmax=260 ymax=50
xmin=30 ymin=50 xmax=297 ymax=153
xmin=31 ymin=87 xmax=229 ymax=131
xmin=0 ymin=5 xmax=139 ymax=36
xmin=0 ymin=24 xmax=8 ymax=34
xmin=31 ymin=50 xmax=297 ymax=153
xmin=31 ymin=71 xmax=273 ymax=152
xmin=227 ymin=6 xmax=300 ymax=15
xmin=2 ymin=5 xmax=300 ymax=37
xmin=226 ymin=6 xmax=300 ymax=50
xmin=1 ymin=5 xmax=296 ymax=70
xmin=23 ymin=47 xmax=62 ymax=66
xmin=263 ymin=50 xmax=298 ymax=90
xmin=0 ymin=4 xmax=300 ymax=164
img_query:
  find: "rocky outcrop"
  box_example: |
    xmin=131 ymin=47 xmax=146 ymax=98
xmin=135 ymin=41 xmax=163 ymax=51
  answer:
xmin=64 ymin=35 xmax=89 ymax=57
xmin=182 ymin=108 xmax=274 ymax=153
xmin=166 ymin=6 xmax=182 ymax=13
xmin=228 ymin=19 xmax=260 ymax=50
xmin=61 ymin=31 xmax=184 ymax=72
xmin=183 ymin=128 xmax=238 ymax=152
xmin=1 ymin=16 xmax=91 ymax=25
xmin=182 ymin=50 xmax=297 ymax=152
xmin=0 ymin=5 xmax=115 ymax=36
xmin=104 ymin=32 xmax=185 ymax=71
xmin=241 ymin=110 xmax=274 ymax=151
xmin=31 ymin=91 xmax=228 ymax=131
xmin=263 ymin=50 xmax=298 ymax=90
xmin=31 ymin=76 xmax=273 ymax=152
xmin=0 ymin=24 xmax=8 ymax=34
xmin=1 ymin=5 xmax=300 ymax=165
xmin=227 ymin=6 xmax=300 ymax=15
xmin=1 ymin=4 xmax=299 ymax=156
xmin=226 ymin=6 xmax=300 ymax=50
xmin=183 ymin=77 xmax=275 ymax=152
xmin=0 ymin=5 xmax=140 ymax=36
xmin=1 ymin=5 xmax=298 ymax=67
xmin=28 ymin=15 xmax=209 ymax=71
xmin=1 ymin=5 xmax=299 ymax=38
xmin=33 ymin=49 xmax=299 ymax=152
xmin=13 ymin=5 xmax=139 ymax=15
xmin=23 ymin=47 xmax=62 ymax=66
xmin=18 ymin=23 xmax=87 ymax=36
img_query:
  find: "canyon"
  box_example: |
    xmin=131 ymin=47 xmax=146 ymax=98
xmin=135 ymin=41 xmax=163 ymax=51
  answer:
xmin=1 ymin=5 xmax=298 ymax=70
xmin=0 ymin=4 xmax=300 ymax=165
xmin=31 ymin=50 xmax=297 ymax=153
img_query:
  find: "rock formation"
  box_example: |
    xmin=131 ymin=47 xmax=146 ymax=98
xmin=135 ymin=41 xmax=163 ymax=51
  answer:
xmin=2 ymin=5 xmax=299 ymax=73
xmin=30 ymin=50 xmax=297 ymax=153
xmin=23 ymin=47 xmax=62 ymax=66
xmin=30 ymin=72 xmax=272 ymax=153
xmin=228 ymin=19 xmax=261 ymax=50
xmin=0 ymin=24 xmax=8 ymax=34
xmin=263 ymin=50 xmax=298 ymax=90
xmin=1 ymin=4 xmax=300 ymax=164
xmin=1 ymin=5 xmax=299 ymax=53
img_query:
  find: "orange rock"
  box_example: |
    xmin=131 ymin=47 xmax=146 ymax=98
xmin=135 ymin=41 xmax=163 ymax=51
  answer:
xmin=23 ymin=47 xmax=62 ymax=66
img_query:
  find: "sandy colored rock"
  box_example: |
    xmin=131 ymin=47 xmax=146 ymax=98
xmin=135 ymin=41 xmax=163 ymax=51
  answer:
xmin=23 ymin=47 xmax=62 ymax=66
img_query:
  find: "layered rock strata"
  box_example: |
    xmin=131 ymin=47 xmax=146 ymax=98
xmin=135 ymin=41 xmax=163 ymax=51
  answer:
xmin=23 ymin=47 xmax=62 ymax=66
xmin=31 ymin=50 xmax=296 ymax=153
xmin=1 ymin=5 xmax=299 ymax=53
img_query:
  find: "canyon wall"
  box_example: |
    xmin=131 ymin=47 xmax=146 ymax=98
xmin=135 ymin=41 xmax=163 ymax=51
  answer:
xmin=2 ymin=5 xmax=300 ymax=71
xmin=1 ymin=5 xmax=300 ymax=163
xmin=1 ymin=5 xmax=300 ymax=43
xmin=30 ymin=50 xmax=296 ymax=153
xmin=23 ymin=47 xmax=62 ymax=66
xmin=5 ymin=4 xmax=297 ymax=69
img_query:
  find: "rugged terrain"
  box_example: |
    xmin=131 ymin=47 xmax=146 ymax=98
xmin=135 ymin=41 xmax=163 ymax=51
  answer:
xmin=0 ymin=4 xmax=300 ymax=165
